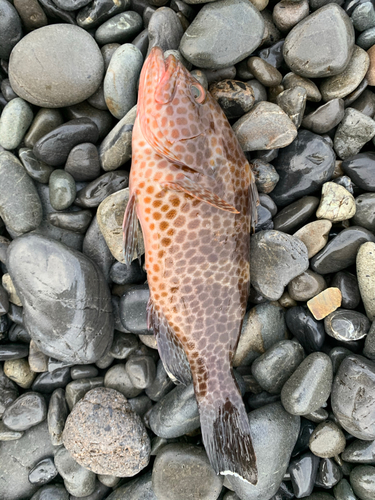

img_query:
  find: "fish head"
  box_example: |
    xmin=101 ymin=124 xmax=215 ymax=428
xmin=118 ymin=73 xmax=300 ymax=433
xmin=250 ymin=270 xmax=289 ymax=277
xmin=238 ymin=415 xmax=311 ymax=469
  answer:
xmin=138 ymin=47 xmax=216 ymax=169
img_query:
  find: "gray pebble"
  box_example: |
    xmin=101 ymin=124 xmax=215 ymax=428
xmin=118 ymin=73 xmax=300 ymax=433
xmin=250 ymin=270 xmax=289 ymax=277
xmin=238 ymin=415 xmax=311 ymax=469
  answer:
xmin=276 ymin=86 xmax=307 ymax=128
xmin=353 ymin=193 xmax=375 ymax=231
xmin=28 ymin=457 xmax=58 ymax=485
xmin=54 ymin=446 xmax=96 ymax=498
xmin=352 ymin=1 xmax=375 ymax=31
xmin=0 ymin=97 xmax=33 ymax=150
xmin=342 ymin=438 xmax=375 ymax=464
xmin=65 ymin=143 xmax=101 ymax=182
xmin=19 ymin=148 xmax=54 ymax=184
xmin=288 ymin=270 xmax=327 ymax=302
xmin=24 ymin=108 xmax=64 ymax=149
xmin=334 ymin=108 xmax=375 ymax=160
xmin=104 ymin=364 xmax=142 ymax=398
xmin=30 ymin=484 xmax=69 ymax=500
xmin=95 ymin=11 xmax=143 ymax=45
xmin=324 ymin=309 xmax=370 ymax=341
xmin=65 ymin=377 xmax=104 ymax=410
xmin=126 ymin=355 xmax=156 ymax=389
xmin=105 ymin=471 xmax=157 ymax=500
xmin=350 ymin=465 xmax=375 ymax=500
xmin=3 ymin=392 xmax=46 ymax=431
xmin=49 ymin=170 xmax=77 ymax=211
xmin=302 ymin=98 xmax=345 ymax=134
xmin=358 ymin=27 xmax=375 ymax=50
xmin=0 ymin=420 xmax=23 ymax=441
xmin=147 ymin=7 xmax=184 ymax=55
xmin=283 ymin=72 xmax=322 ymax=102
xmin=145 ymin=359 xmax=175 ymax=402
xmin=70 ymin=365 xmax=99 ymax=380
xmin=48 ymin=210 xmax=93 ymax=235
xmin=47 ymin=388 xmax=68 ymax=446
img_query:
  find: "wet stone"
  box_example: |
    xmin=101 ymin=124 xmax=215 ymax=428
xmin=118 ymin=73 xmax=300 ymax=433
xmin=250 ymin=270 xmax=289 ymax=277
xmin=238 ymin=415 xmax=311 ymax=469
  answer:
xmin=126 ymin=355 xmax=156 ymax=389
xmin=0 ymin=98 xmax=33 ymax=150
xmin=19 ymin=149 xmax=54 ymax=184
xmin=110 ymin=259 xmax=146 ymax=285
xmin=0 ymin=284 xmax=9 ymax=315
xmin=95 ymin=11 xmax=143 ymax=45
xmin=76 ymin=170 xmax=129 ymax=208
xmin=24 ymin=108 xmax=63 ymax=149
xmin=66 ymin=143 xmax=101 ymax=182
xmin=251 ymin=340 xmax=305 ymax=394
xmin=71 ymin=365 xmax=99 ymax=380
xmin=247 ymin=79 xmax=268 ymax=104
xmin=315 ymin=458 xmax=343 ymax=489
xmin=209 ymin=79 xmax=255 ymax=120
xmin=120 ymin=284 xmax=150 ymax=334
xmin=342 ymin=152 xmax=375 ymax=191
xmin=324 ymin=309 xmax=370 ymax=342
xmin=250 ymin=230 xmax=309 ymax=301
xmin=283 ymin=72 xmax=322 ymax=102
xmin=77 ymin=0 xmax=130 ymax=30
xmin=292 ymin=418 xmax=317 ymax=457
xmin=320 ymin=46 xmax=370 ymax=102
xmin=333 ymin=479 xmax=356 ymax=500
xmin=9 ymin=25 xmax=104 ymax=108
xmin=352 ymin=1 xmax=375 ymax=31
xmin=283 ymin=4 xmax=355 ymax=78
xmin=351 ymin=88 xmax=375 ymax=117
xmin=54 ymin=446 xmax=96 ymax=497
xmin=307 ymin=288 xmax=342 ymax=321
xmin=350 ymin=465 xmax=375 ymax=500
xmin=310 ymin=226 xmax=375 ymax=274
xmin=281 ymin=352 xmax=333 ymax=415
xmin=288 ymin=270 xmax=327 ymax=302
xmin=47 ymin=388 xmax=68 ymax=446
xmin=332 ymin=354 xmax=375 ymax=440
xmin=331 ymin=271 xmax=360 ymax=309
xmin=105 ymin=471 xmax=156 ymax=500
xmin=288 ymin=451 xmax=320 ymax=498
xmin=0 ymin=0 xmax=22 ymax=60
xmin=357 ymin=242 xmax=375 ymax=321
xmin=104 ymin=364 xmax=142 ymax=398
xmin=63 ymin=387 xmax=150 ymax=476
xmin=342 ymin=438 xmax=375 ymax=463
xmin=83 ymin=216 xmax=115 ymax=282
xmin=353 ymin=193 xmax=375 ymax=231
xmin=274 ymin=196 xmax=320 ymax=234
xmin=28 ymin=457 xmax=58 ymax=485
xmin=4 ymin=358 xmax=36 ymax=389
xmin=32 ymin=367 xmax=71 ymax=393
xmin=3 ymin=392 xmax=46 ymax=431
xmin=258 ymin=39 xmax=285 ymax=68
xmin=48 ymin=210 xmax=93 ymax=235
xmin=330 ymin=346 xmax=353 ymax=374
xmin=276 ymin=86 xmax=307 ymax=128
xmin=233 ymin=101 xmax=297 ymax=151
xmin=0 ymin=343 xmax=28 ymax=361
xmin=302 ymin=99 xmax=345 ymax=135
xmin=1 ymin=79 xmax=18 ymax=102
xmin=49 ymin=170 xmax=76 ymax=211
xmin=251 ymin=159 xmax=279 ymax=194
xmin=128 ymin=394 xmax=153 ymax=417
xmin=334 ymin=108 xmax=375 ymax=160
xmin=271 ymin=130 xmax=336 ymax=207
xmin=147 ymin=7 xmax=184 ymax=55
xmin=309 ymin=421 xmax=346 ymax=458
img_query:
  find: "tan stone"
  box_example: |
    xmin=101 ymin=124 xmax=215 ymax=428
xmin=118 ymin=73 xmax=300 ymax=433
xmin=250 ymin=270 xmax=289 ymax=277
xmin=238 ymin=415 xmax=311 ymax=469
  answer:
xmin=357 ymin=241 xmax=375 ymax=321
xmin=28 ymin=340 xmax=48 ymax=373
xmin=4 ymin=359 xmax=36 ymax=389
xmin=294 ymin=219 xmax=332 ymax=259
xmin=366 ymin=44 xmax=375 ymax=86
xmin=316 ymin=182 xmax=356 ymax=222
xmin=139 ymin=335 xmax=158 ymax=350
xmin=249 ymin=0 xmax=269 ymax=10
xmin=307 ymin=287 xmax=342 ymax=320
xmin=1 ymin=273 xmax=22 ymax=306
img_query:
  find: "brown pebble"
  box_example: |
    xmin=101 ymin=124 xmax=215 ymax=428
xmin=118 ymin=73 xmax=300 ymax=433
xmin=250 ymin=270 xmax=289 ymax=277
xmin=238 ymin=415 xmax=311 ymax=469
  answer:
xmin=294 ymin=219 xmax=332 ymax=259
xmin=13 ymin=0 xmax=47 ymax=31
xmin=273 ymin=0 xmax=309 ymax=33
xmin=307 ymin=287 xmax=342 ymax=320
xmin=247 ymin=57 xmax=283 ymax=87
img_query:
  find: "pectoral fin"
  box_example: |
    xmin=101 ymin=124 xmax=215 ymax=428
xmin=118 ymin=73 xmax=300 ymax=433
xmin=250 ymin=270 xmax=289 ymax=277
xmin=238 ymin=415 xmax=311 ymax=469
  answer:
xmin=147 ymin=298 xmax=192 ymax=386
xmin=122 ymin=191 xmax=142 ymax=267
xmin=160 ymin=177 xmax=239 ymax=214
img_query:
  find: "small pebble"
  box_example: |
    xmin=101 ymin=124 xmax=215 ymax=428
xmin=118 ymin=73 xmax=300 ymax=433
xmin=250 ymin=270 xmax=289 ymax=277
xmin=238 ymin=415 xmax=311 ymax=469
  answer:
xmin=334 ymin=108 xmax=375 ymax=160
xmin=307 ymin=287 xmax=342 ymax=321
xmin=309 ymin=421 xmax=346 ymax=458
xmin=0 ymin=97 xmax=33 ymax=150
xmin=3 ymin=392 xmax=47 ymax=431
xmin=316 ymin=182 xmax=356 ymax=222
xmin=4 ymin=358 xmax=36 ymax=389
xmin=54 ymin=446 xmax=96 ymax=498
xmin=324 ymin=309 xmax=370 ymax=342
xmin=350 ymin=465 xmax=375 ymax=500
xmin=28 ymin=457 xmax=58 ymax=485
xmin=288 ymin=270 xmax=327 ymax=302
xmin=49 ymin=170 xmax=76 ymax=211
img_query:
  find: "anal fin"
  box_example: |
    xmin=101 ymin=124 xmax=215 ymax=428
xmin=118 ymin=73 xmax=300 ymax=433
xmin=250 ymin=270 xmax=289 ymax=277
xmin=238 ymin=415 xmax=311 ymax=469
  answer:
xmin=160 ymin=177 xmax=239 ymax=214
xmin=122 ymin=191 xmax=141 ymax=267
xmin=147 ymin=298 xmax=192 ymax=386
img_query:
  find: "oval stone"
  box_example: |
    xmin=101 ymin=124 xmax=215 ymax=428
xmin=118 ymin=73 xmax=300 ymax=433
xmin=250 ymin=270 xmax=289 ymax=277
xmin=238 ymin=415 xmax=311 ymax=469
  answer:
xmin=0 ymin=0 xmax=22 ymax=60
xmin=7 ymin=234 xmax=113 ymax=364
xmin=9 ymin=24 xmax=104 ymax=108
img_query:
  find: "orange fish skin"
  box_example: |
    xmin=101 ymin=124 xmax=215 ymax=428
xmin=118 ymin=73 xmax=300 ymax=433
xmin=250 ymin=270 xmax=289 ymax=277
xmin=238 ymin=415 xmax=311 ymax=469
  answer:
xmin=124 ymin=47 xmax=258 ymax=484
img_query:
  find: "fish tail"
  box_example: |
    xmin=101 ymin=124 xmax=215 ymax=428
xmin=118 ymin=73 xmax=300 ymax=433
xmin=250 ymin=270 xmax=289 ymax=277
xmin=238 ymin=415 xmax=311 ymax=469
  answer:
xmin=197 ymin=373 xmax=258 ymax=485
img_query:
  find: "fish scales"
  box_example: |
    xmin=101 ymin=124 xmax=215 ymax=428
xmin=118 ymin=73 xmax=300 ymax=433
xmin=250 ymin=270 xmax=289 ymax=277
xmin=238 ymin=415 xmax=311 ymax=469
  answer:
xmin=123 ymin=47 xmax=258 ymax=484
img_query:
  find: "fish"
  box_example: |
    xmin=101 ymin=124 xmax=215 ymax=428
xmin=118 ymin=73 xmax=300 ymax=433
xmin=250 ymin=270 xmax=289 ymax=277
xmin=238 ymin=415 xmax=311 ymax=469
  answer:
xmin=123 ymin=46 xmax=259 ymax=484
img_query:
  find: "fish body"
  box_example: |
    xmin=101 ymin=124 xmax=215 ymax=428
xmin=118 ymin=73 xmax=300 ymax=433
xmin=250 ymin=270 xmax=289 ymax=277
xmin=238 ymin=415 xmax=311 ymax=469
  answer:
xmin=123 ymin=47 xmax=258 ymax=484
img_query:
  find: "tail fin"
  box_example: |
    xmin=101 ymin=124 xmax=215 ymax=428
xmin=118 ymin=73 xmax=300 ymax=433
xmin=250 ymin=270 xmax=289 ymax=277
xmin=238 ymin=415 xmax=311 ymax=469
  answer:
xmin=198 ymin=385 xmax=258 ymax=485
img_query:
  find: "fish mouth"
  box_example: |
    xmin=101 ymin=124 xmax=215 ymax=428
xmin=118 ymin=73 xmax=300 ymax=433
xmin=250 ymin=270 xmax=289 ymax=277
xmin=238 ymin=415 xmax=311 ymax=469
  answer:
xmin=148 ymin=47 xmax=179 ymax=104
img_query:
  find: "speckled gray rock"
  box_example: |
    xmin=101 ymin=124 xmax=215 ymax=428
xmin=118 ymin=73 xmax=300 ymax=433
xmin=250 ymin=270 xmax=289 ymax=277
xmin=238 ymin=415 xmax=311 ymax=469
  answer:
xmin=283 ymin=4 xmax=355 ymax=78
xmin=281 ymin=352 xmax=333 ymax=415
xmin=334 ymin=108 xmax=375 ymax=160
xmin=228 ymin=402 xmax=300 ymax=500
xmin=250 ymin=230 xmax=309 ymax=301
xmin=179 ymin=0 xmax=265 ymax=69
xmin=0 ymin=98 xmax=33 ymax=150
xmin=350 ymin=466 xmax=375 ymax=500
xmin=104 ymin=43 xmax=143 ymax=119
xmin=54 ymin=446 xmax=96 ymax=497
xmin=357 ymin=242 xmax=375 ymax=321
xmin=49 ymin=170 xmax=76 ymax=211
xmin=7 ymin=234 xmax=113 ymax=364
xmin=0 ymin=151 xmax=42 ymax=234
xmin=9 ymin=25 xmax=104 ymax=108
xmin=63 ymin=387 xmax=150 ymax=476
xmin=332 ymin=355 xmax=375 ymax=440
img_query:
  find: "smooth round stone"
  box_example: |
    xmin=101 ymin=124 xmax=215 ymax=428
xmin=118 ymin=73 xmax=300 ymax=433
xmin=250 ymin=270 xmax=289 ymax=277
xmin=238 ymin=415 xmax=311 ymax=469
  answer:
xmin=0 ymin=421 xmax=57 ymax=500
xmin=34 ymin=118 xmax=99 ymax=167
xmin=119 ymin=284 xmax=149 ymax=334
xmin=247 ymin=57 xmax=282 ymax=87
xmin=95 ymin=11 xmax=142 ymax=45
xmin=283 ymin=72 xmax=322 ymax=102
xmin=331 ymin=271 xmax=360 ymax=309
xmin=0 ymin=151 xmax=42 ymax=234
xmin=55 ymin=446 xmax=96 ymax=497
xmin=334 ymin=108 xmax=375 ymax=160
xmin=7 ymin=234 xmax=114 ymax=364
xmin=353 ymin=193 xmax=375 ymax=231
xmin=357 ymin=242 xmax=375 ymax=321
xmin=76 ymin=171 xmax=128 ymax=208
xmin=1 ymin=79 xmax=17 ymax=102
xmin=128 ymin=394 xmax=153 ymax=417
xmin=276 ymin=86 xmax=307 ymax=128
xmin=320 ymin=46 xmax=369 ymax=102
xmin=0 ymin=98 xmax=33 ymax=150
xmin=250 ymin=159 xmax=279 ymax=194
xmin=342 ymin=438 xmax=375 ymax=463
xmin=65 ymin=378 xmax=104 ymax=411
xmin=316 ymin=458 xmax=343 ymax=489
xmin=209 ymin=79 xmax=255 ymax=119
xmin=0 ymin=343 xmax=29 ymax=361
xmin=104 ymin=44 xmax=143 ymax=120
xmin=126 ymin=355 xmax=156 ymax=389
xmin=286 ymin=306 xmax=325 ymax=353
xmin=324 ymin=309 xmax=370 ymax=341
xmin=19 ymin=149 xmax=53 ymax=184
xmin=65 ymin=143 xmax=101 ymax=182
xmin=31 ymin=367 xmax=71 ymax=393
xmin=70 ymin=365 xmax=99 ymax=380
xmin=251 ymin=340 xmax=304 ymax=394
xmin=0 ymin=366 xmax=18 ymax=418
xmin=47 ymin=388 xmax=69 ymax=446
xmin=49 ymin=170 xmax=76 ymax=211
xmin=104 ymin=471 xmax=156 ymax=500
xmin=274 ymin=196 xmax=319 ymax=234
xmin=4 ymin=358 xmax=36 ymax=389
xmin=179 ymin=0 xmax=264 ymax=69
xmin=109 ymin=331 xmax=139 ymax=359
xmin=334 ymin=478 xmax=357 ymax=500
xmin=9 ymin=25 xmax=104 ymax=108
xmin=0 ymin=0 xmax=22 ymax=60
xmin=288 ymin=270 xmax=327 ymax=302
xmin=358 ymin=26 xmax=375 ymax=50
xmin=48 ymin=210 xmax=93 ymax=235
xmin=309 ymin=421 xmax=346 ymax=458
xmin=152 ymin=443 xmax=223 ymax=500
xmin=227 ymin=402 xmax=300 ymax=500
xmin=77 ymin=0 xmax=130 ymax=30
xmin=104 ymin=364 xmax=142 ymax=398
xmin=233 ymin=101 xmax=297 ymax=151
xmin=281 ymin=352 xmax=333 ymax=416
xmin=64 ymin=102 xmax=114 ymax=142
xmin=342 ymin=152 xmax=375 ymax=190
xmin=302 ymin=99 xmax=345 ymax=134
xmin=350 ymin=466 xmax=375 ymax=500
xmin=316 ymin=182 xmax=356 ymax=222
xmin=28 ymin=457 xmax=57 ymax=485
xmin=273 ymin=0 xmax=309 ymax=32
xmin=271 ymin=130 xmax=336 ymax=207
xmin=289 ymin=451 xmax=320 ymax=497
xmin=24 ymin=109 xmax=63 ymax=150
xmin=3 ymin=392 xmax=47 ymax=431
xmin=30 ymin=484 xmax=69 ymax=500
xmin=283 ymin=4 xmax=355 ymax=78
xmin=332 ymin=354 xmax=375 ymax=439
xmin=311 ymin=226 xmax=375 ymax=274
xmin=63 ymin=387 xmax=150 ymax=476
xmin=247 ymin=79 xmax=267 ymax=104
xmin=294 ymin=220 xmax=332 ymax=259
xmin=99 ymin=105 xmax=137 ymax=171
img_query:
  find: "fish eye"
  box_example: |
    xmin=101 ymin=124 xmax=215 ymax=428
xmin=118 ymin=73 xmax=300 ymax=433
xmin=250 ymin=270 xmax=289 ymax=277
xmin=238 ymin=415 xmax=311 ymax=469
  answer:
xmin=191 ymin=83 xmax=205 ymax=103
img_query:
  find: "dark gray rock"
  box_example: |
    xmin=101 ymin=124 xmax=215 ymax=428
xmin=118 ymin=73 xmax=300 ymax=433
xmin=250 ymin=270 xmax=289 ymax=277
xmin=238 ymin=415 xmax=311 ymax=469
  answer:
xmin=95 ymin=11 xmax=143 ymax=45
xmin=49 ymin=170 xmax=76 ymax=211
xmin=109 ymin=331 xmax=139 ymax=359
xmin=0 ymin=0 xmax=22 ymax=60
xmin=288 ymin=452 xmax=320 ymax=498
xmin=71 ymin=365 xmax=99 ymax=380
xmin=7 ymin=234 xmax=113 ymax=364
xmin=273 ymin=196 xmax=320 ymax=234
xmin=104 ymin=364 xmax=143 ymax=399
xmin=342 ymin=438 xmax=375 ymax=463
xmin=65 ymin=143 xmax=101 ymax=182
xmin=120 ymin=284 xmax=150 ymax=334
xmin=31 ymin=367 xmax=72 ymax=393
xmin=28 ymin=457 xmax=58 ymax=485
xmin=353 ymin=193 xmax=375 ymax=231
xmin=0 ymin=343 xmax=28 ymax=360
xmin=331 ymin=271 xmax=360 ymax=309
xmin=77 ymin=0 xmax=131 ymax=30
xmin=333 ymin=479 xmax=356 ymax=500
xmin=47 ymin=388 xmax=69 ymax=446
xmin=324 ymin=309 xmax=370 ymax=341
xmin=48 ymin=210 xmax=93 ymax=235
xmin=302 ymin=98 xmax=345 ymax=134
xmin=147 ymin=8 xmax=184 ymax=55
xmin=29 ymin=484 xmax=69 ymax=500
xmin=65 ymin=377 xmax=104 ymax=410
xmin=334 ymin=108 xmax=375 ymax=160
xmin=82 ymin=215 xmax=115 ymax=281
xmin=126 ymin=355 xmax=156 ymax=389
xmin=0 ymin=97 xmax=33 ymax=150
xmin=19 ymin=148 xmax=54 ymax=184
xmin=350 ymin=465 xmax=375 ymax=500
xmin=24 ymin=108 xmax=64 ymax=149
xmin=145 ymin=359 xmax=175 ymax=402
xmin=342 ymin=152 xmax=375 ymax=191
xmin=3 ymin=392 xmax=47 ymax=431
xmin=75 ymin=170 xmax=129 ymax=208
xmin=0 ymin=365 xmax=18 ymax=417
